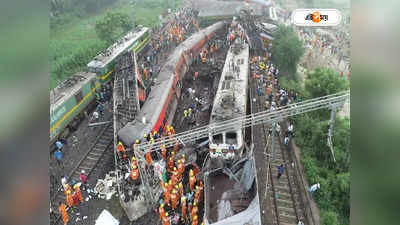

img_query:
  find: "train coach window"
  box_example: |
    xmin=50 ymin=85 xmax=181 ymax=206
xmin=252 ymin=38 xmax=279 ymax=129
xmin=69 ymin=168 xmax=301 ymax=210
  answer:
xmin=213 ymin=134 xmax=223 ymax=144
xmin=226 ymin=132 xmax=237 ymax=145
xmin=74 ymin=91 xmax=83 ymax=103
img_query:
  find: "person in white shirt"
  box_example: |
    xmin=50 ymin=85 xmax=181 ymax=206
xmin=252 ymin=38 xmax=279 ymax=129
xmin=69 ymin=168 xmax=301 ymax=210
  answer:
xmin=288 ymin=123 xmax=294 ymax=137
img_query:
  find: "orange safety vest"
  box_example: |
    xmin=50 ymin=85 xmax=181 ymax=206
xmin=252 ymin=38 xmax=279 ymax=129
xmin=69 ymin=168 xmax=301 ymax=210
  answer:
xmin=181 ymin=200 xmax=187 ymax=220
xmin=130 ymin=169 xmax=140 ymax=180
xmin=74 ymin=187 xmax=83 ymax=203
xmin=117 ymin=144 xmax=125 ymax=153
xmin=164 ymin=190 xmax=170 ymax=205
xmin=170 ymin=192 xmax=178 ymax=210
xmin=159 ymin=206 xmax=165 ymax=220
xmin=66 ymin=193 xmax=74 ymax=208
xmin=191 ymin=205 xmax=198 ymax=218
xmin=189 ymin=176 xmax=197 ymax=192
xmin=162 ymin=216 xmax=170 ymax=225
xmin=145 ymin=151 xmax=152 ymax=164
xmin=58 ymin=203 xmax=69 ymax=225
xmin=177 ymin=162 xmax=185 ymax=175
xmin=192 ymin=217 xmax=198 ymax=225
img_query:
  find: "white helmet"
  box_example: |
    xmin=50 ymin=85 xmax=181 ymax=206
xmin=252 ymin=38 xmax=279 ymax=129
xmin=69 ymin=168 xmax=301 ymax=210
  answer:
xmin=81 ymin=170 xmax=85 ymax=174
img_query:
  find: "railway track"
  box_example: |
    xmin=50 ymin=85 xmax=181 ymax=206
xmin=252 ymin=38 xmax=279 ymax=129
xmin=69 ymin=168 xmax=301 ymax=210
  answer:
xmin=50 ymin=122 xmax=114 ymax=225
xmin=250 ymin=58 xmax=306 ymax=225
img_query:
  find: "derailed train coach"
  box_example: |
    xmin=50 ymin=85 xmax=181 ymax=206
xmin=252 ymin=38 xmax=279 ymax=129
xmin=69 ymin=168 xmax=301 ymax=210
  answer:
xmin=118 ymin=21 xmax=226 ymax=147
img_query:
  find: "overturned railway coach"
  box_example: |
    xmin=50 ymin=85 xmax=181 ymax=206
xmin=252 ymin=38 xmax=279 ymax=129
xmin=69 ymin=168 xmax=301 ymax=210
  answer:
xmin=209 ymin=41 xmax=249 ymax=160
xmin=118 ymin=21 xmax=226 ymax=146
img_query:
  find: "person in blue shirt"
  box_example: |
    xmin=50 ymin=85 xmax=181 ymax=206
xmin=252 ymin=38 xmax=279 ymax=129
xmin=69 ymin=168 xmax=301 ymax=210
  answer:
xmin=56 ymin=141 xmax=63 ymax=151
xmin=54 ymin=149 xmax=63 ymax=167
xmin=277 ymin=164 xmax=284 ymax=179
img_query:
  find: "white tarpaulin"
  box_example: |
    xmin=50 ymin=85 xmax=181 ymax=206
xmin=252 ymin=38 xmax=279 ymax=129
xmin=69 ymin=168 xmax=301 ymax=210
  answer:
xmin=95 ymin=209 xmax=119 ymax=225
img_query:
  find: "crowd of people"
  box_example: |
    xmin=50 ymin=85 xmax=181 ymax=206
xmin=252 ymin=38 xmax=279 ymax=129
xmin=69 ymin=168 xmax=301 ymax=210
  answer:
xmin=137 ymin=8 xmax=199 ymax=88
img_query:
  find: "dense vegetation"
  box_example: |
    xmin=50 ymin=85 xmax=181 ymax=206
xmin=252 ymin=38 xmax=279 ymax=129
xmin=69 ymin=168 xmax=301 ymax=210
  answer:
xmin=50 ymin=0 xmax=182 ymax=89
xmin=281 ymin=68 xmax=350 ymax=225
xmin=271 ymin=25 xmax=305 ymax=81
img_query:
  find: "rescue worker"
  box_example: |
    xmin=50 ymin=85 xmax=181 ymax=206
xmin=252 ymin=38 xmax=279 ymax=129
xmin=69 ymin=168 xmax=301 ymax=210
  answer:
xmin=171 ymin=167 xmax=179 ymax=186
xmin=184 ymin=109 xmax=188 ymax=118
xmin=199 ymin=180 xmax=204 ymax=200
xmin=64 ymin=183 xmax=72 ymax=196
xmin=133 ymin=139 xmax=140 ymax=151
xmin=178 ymin=182 xmax=184 ymax=196
xmin=189 ymin=169 xmax=197 ymax=192
xmin=168 ymin=155 xmax=175 ymax=172
xmin=161 ymin=144 xmax=167 ymax=159
xmin=194 ymin=185 xmax=201 ymax=204
xmin=192 ymin=215 xmax=199 ymax=225
xmin=177 ymin=159 xmax=185 ymax=176
xmin=181 ymin=196 xmax=187 ymax=222
xmin=159 ymin=203 xmax=165 ymax=220
xmin=188 ymin=108 xmax=192 ymax=117
xmin=66 ymin=190 xmax=74 ymax=210
xmin=131 ymin=156 xmax=138 ymax=168
xmin=181 ymin=154 xmax=185 ymax=164
xmin=58 ymin=202 xmax=69 ymax=225
xmin=145 ymin=149 xmax=153 ymax=164
xmin=116 ymin=141 xmax=127 ymax=160
xmin=74 ymin=184 xmax=83 ymax=204
xmin=164 ymin=183 xmax=171 ymax=206
xmin=130 ymin=165 xmax=140 ymax=183
xmin=191 ymin=202 xmax=199 ymax=219
xmin=170 ymin=189 xmax=178 ymax=210
xmin=162 ymin=212 xmax=170 ymax=225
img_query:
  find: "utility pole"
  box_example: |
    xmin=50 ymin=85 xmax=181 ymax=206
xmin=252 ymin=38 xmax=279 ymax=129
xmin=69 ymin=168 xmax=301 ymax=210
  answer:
xmin=272 ymin=122 xmax=276 ymax=161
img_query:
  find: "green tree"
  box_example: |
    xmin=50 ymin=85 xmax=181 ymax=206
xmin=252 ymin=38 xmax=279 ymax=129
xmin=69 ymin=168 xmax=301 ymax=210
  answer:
xmin=95 ymin=12 xmax=132 ymax=44
xmin=271 ymin=25 xmax=304 ymax=80
xmin=321 ymin=210 xmax=339 ymax=225
xmin=305 ymin=67 xmax=348 ymax=98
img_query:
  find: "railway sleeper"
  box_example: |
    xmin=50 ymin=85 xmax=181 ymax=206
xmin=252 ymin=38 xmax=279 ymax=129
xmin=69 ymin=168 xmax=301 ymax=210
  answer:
xmin=279 ymin=213 xmax=298 ymax=224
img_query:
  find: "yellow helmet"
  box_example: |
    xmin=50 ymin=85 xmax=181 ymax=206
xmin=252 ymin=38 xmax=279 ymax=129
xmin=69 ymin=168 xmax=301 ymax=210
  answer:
xmin=118 ymin=141 xmax=122 ymax=145
xmin=194 ymin=215 xmax=198 ymax=220
xmin=178 ymin=159 xmax=181 ymax=163
xmin=194 ymin=202 xmax=197 ymax=206
xmin=175 ymin=185 xmax=178 ymax=189
xmin=133 ymin=165 xmax=137 ymax=169
xmin=173 ymin=189 xmax=177 ymax=194
xmin=66 ymin=190 xmax=71 ymax=195
xmin=181 ymin=196 xmax=186 ymax=201
xmin=165 ymin=212 xmax=168 ymax=217
xmin=168 ymin=180 xmax=172 ymax=184
xmin=172 ymin=151 xmax=175 ymax=155
xmin=132 ymin=156 xmax=136 ymax=161
xmin=181 ymin=154 xmax=185 ymax=158
xmin=196 ymin=186 xmax=199 ymax=189
xmin=74 ymin=184 xmax=79 ymax=189
xmin=162 ymin=144 xmax=166 ymax=148
xmin=179 ymin=182 xmax=183 ymax=187
xmin=165 ymin=183 xmax=168 ymax=187
xmin=136 ymin=139 xmax=140 ymax=144
xmin=189 ymin=169 xmax=194 ymax=176
xmin=153 ymin=131 xmax=157 ymax=134
xmin=144 ymin=134 xmax=147 ymax=138
xmin=173 ymin=167 xmax=177 ymax=171
xmin=161 ymin=203 xmax=164 ymax=207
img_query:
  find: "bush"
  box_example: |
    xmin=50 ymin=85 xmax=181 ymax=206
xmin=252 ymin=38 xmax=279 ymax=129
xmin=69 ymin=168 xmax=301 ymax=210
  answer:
xmin=321 ymin=210 xmax=339 ymax=225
